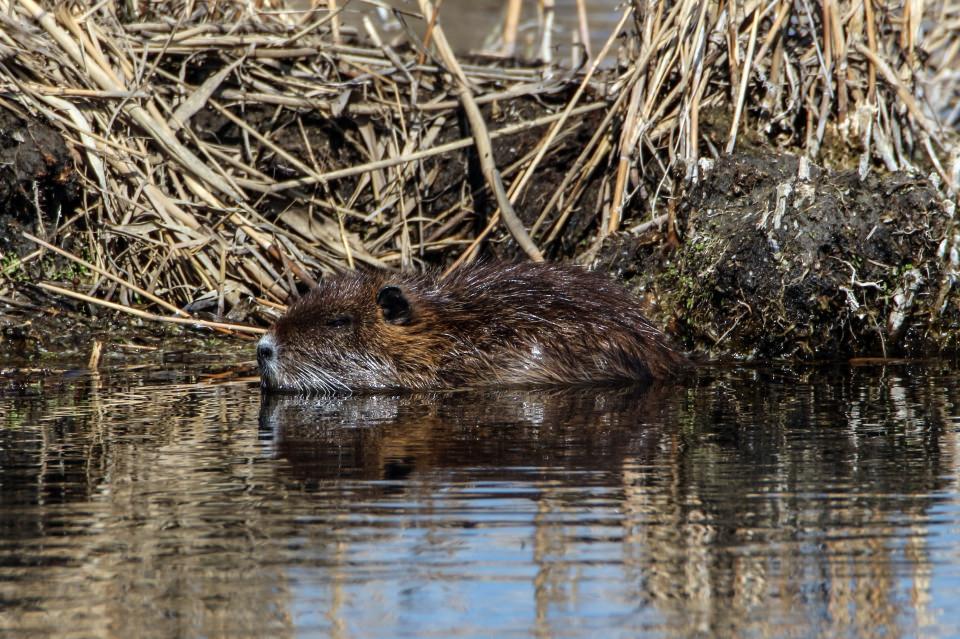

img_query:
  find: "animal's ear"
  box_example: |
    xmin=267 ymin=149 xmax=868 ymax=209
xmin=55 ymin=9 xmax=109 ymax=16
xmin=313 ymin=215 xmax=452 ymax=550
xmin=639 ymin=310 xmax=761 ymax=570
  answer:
xmin=376 ymin=286 xmax=412 ymax=325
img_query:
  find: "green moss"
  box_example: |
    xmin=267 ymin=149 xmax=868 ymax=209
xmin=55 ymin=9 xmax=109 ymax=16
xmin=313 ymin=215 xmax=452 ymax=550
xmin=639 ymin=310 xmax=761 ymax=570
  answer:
xmin=1 ymin=253 xmax=26 ymax=280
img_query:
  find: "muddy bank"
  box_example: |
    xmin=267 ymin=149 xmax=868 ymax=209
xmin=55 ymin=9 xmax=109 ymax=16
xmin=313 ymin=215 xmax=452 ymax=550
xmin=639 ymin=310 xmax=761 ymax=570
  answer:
xmin=0 ymin=301 xmax=252 ymax=383
xmin=1 ymin=101 xmax=957 ymax=364
xmin=1 ymin=0 xmax=959 ymax=366
xmin=4 ymin=121 xmax=957 ymax=366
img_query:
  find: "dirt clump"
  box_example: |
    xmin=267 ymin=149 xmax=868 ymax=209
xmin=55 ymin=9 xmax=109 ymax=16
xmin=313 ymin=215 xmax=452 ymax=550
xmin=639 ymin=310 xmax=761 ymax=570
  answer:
xmin=660 ymin=153 xmax=957 ymax=360
xmin=0 ymin=107 xmax=79 ymax=257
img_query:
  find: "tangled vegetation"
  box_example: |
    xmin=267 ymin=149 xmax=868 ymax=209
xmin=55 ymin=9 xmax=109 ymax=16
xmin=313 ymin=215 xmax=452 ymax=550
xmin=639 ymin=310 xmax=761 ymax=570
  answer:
xmin=0 ymin=0 xmax=957 ymax=359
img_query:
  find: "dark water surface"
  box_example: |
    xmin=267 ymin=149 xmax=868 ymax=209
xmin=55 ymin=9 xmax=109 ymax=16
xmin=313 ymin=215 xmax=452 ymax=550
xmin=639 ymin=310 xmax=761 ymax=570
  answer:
xmin=2 ymin=363 xmax=959 ymax=638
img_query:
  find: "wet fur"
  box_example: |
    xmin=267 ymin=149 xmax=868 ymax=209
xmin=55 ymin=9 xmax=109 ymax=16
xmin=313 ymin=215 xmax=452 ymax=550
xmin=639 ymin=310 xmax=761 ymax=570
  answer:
xmin=260 ymin=262 xmax=689 ymax=392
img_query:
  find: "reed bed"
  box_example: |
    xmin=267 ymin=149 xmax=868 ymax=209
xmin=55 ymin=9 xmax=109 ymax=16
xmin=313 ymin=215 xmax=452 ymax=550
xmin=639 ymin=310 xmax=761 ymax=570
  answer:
xmin=0 ymin=0 xmax=957 ymax=333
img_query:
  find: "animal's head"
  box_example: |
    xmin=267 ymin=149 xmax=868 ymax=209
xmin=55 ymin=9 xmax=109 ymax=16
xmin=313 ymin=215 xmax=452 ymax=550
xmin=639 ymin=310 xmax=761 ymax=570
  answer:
xmin=257 ymin=272 xmax=448 ymax=393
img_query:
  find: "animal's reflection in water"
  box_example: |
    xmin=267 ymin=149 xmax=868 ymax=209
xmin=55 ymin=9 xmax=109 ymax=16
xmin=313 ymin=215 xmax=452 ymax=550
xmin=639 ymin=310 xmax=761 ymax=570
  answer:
xmin=258 ymin=385 xmax=677 ymax=485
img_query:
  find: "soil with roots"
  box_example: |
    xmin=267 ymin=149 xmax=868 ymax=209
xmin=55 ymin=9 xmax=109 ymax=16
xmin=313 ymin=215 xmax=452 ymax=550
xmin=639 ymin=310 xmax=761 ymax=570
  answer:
xmin=599 ymin=153 xmax=958 ymax=362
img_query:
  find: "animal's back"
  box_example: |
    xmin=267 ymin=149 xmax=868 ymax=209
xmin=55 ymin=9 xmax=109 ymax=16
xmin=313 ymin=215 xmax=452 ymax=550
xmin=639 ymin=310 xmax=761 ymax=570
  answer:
xmin=432 ymin=262 xmax=686 ymax=386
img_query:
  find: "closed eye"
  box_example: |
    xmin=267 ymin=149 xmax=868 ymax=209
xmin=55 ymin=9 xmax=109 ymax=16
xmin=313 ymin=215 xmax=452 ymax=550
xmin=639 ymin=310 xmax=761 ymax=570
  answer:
xmin=326 ymin=315 xmax=352 ymax=328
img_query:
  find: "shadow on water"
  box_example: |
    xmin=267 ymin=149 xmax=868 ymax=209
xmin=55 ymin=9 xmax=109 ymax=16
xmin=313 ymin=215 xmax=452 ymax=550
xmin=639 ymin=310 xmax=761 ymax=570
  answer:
xmin=1 ymin=364 xmax=959 ymax=638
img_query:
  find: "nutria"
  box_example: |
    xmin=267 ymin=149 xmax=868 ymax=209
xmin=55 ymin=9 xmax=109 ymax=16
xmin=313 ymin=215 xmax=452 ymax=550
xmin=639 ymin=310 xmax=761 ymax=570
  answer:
xmin=257 ymin=262 xmax=688 ymax=392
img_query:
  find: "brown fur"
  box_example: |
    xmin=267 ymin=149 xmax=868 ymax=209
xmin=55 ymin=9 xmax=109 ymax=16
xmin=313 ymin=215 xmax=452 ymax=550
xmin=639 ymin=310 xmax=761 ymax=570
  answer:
xmin=257 ymin=262 xmax=689 ymax=392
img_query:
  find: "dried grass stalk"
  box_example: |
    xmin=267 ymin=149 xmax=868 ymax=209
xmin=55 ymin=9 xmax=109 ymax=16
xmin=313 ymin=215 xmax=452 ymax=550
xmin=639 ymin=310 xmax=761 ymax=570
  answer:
xmin=0 ymin=0 xmax=955 ymax=330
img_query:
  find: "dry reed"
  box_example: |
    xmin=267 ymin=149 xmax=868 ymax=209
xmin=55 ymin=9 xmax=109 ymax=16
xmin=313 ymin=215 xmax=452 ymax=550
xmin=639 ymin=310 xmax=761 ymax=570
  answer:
xmin=0 ymin=0 xmax=956 ymax=332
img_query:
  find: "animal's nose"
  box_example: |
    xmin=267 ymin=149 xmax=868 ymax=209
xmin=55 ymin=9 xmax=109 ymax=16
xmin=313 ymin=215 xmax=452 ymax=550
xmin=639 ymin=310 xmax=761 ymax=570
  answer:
xmin=257 ymin=334 xmax=277 ymax=369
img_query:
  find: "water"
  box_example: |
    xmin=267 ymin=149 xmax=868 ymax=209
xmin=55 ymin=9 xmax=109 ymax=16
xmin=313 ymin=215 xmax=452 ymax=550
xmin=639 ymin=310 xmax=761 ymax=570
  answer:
xmin=2 ymin=362 xmax=960 ymax=638
xmin=329 ymin=0 xmax=625 ymax=60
